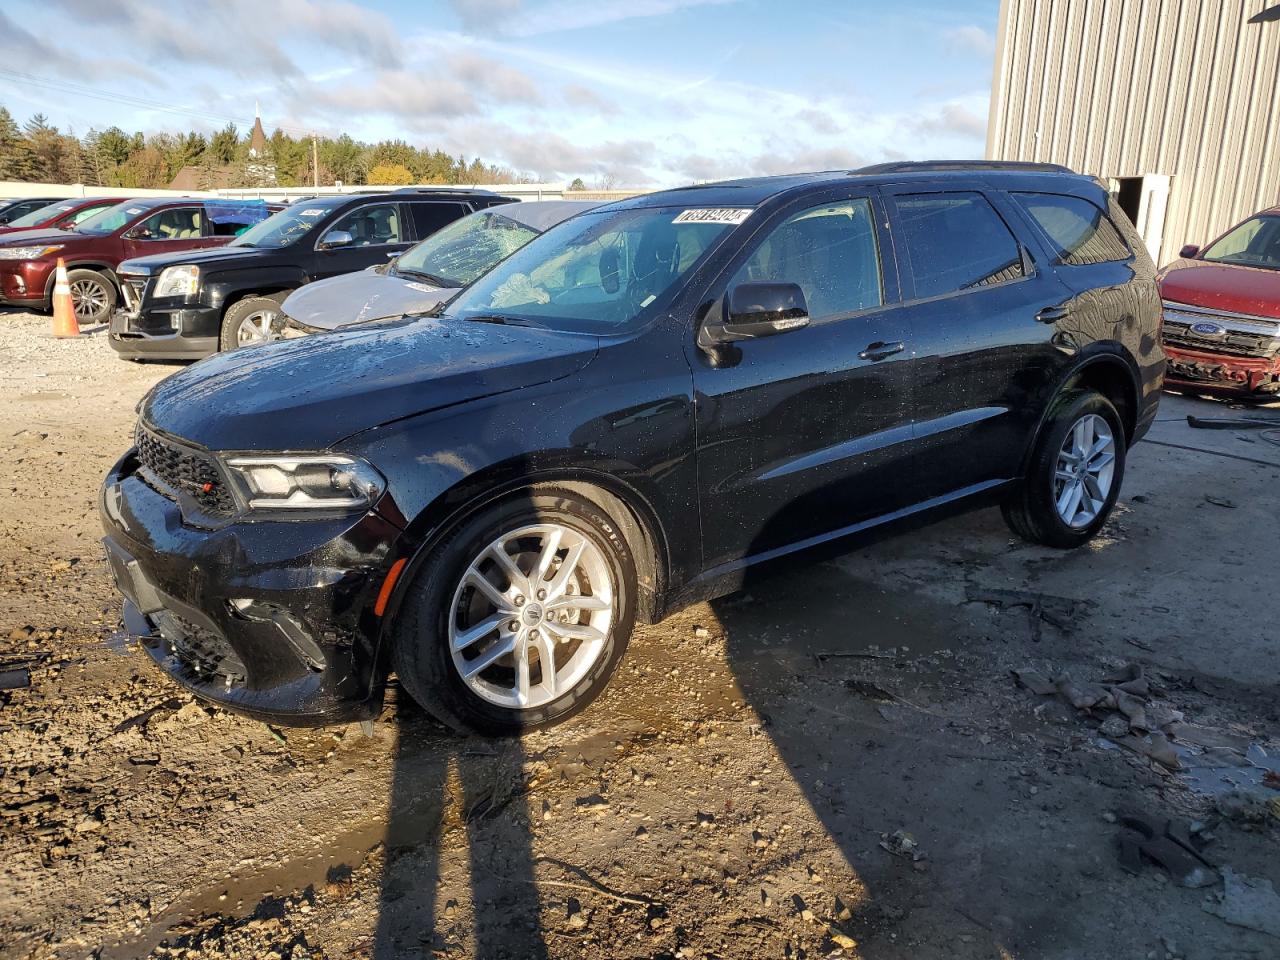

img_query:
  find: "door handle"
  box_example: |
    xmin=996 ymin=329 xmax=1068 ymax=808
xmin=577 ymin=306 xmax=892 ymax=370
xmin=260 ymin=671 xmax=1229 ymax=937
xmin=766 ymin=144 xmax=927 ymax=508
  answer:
xmin=859 ymin=340 xmax=905 ymax=362
xmin=1036 ymin=304 xmax=1070 ymax=324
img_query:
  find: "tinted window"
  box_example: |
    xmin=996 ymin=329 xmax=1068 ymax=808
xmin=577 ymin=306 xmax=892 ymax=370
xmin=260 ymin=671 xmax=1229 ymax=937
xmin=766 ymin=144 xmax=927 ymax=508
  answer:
xmin=891 ymin=192 xmax=1025 ymax=299
xmin=204 ymin=202 xmax=272 ymax=237
xmin=410 ymin=202 xmax=470 ymax=240
xmin=7 ymin=201 xmax=78 ymax=228
xmin=731 ymin=198 xmax=882 ymax=320
xmin=1200 ymin=214 xmax=1280 ymax=270
xmin=1014 ymin=192 xmax=1131 ymax=265
xmin=326 ymin=203 xmax=404 ymax=246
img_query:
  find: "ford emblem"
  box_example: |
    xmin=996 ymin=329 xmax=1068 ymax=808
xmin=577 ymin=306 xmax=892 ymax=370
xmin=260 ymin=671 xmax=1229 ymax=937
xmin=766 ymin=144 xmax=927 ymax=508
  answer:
xmin=1190 ymin=321 xmax=1227 ymax=336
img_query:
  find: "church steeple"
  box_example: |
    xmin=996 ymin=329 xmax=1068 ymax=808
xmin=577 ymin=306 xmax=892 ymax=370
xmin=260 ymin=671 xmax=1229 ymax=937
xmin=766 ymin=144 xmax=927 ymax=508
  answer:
xmin=248 ymin=102 xmax=268 ymax=159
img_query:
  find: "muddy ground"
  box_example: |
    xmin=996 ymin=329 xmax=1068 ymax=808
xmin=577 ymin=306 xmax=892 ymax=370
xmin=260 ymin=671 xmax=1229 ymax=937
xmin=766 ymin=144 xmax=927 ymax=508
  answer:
xmin=1 ymin=309 xmax=1278 ymax=960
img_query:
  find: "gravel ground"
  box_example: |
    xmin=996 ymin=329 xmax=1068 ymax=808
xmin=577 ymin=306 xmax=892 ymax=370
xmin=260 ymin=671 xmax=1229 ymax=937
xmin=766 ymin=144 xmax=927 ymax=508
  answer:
xmin=1 ymin=306 xmax=1278 ymax=960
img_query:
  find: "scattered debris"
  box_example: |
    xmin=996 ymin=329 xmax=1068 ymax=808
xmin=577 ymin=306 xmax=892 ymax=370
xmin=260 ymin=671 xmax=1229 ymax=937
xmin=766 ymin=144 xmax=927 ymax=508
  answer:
xmin=879 ymin=830 xmax=924 ymax=862
xmin=844 ymin=679 xmax=897 ymax=702
xmin=1187 ymin=415 xmax=1279 ymax=430
xmin=1114 ymin=810 xmax=1217 ymax=888
xmin=0 ymin=667 xmax=30 ymax=691
xmin=967 ymin=586 xmax=1092 ymax=641
xmin=1204 ymin=868 xmax=1280 ymax=939
xmin=1204 ymin=494 xmax=1237 ymax=509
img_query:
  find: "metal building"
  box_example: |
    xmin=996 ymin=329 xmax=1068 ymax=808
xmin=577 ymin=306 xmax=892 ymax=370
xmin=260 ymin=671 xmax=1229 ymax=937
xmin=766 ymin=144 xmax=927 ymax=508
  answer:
xmin=986 ymin=0 xmax=1280 ymax=264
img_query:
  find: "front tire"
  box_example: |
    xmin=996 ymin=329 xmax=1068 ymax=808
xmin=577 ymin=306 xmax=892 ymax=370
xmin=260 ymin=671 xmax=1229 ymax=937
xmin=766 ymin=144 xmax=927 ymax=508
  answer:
xmin=220 ymin=296 xmax=285 ymax=351
xmin=66 ymin=269 xmax=116 ymax=325
xmin=1002 ymin=390 xmax=1127 ymax=549
xmin=392 ymin=489 xmax=637 ymax=735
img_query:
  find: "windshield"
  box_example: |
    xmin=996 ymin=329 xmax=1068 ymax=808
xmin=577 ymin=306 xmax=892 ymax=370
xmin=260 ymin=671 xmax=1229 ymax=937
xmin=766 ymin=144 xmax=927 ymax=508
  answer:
xmin=1201 ymin=214 xmax=1280 ymax=270
xmin=444 ymin=205 xmax=747 ymax=334
xmin=231 ymin=200 xmax=345 ymax=249
xmin=8 ymin=202 xmax=76 ymax=228
xmin=394 ymin=210 xmax=539 ymax=288
xmin=75 ymin=202 xmax=151 ymax=236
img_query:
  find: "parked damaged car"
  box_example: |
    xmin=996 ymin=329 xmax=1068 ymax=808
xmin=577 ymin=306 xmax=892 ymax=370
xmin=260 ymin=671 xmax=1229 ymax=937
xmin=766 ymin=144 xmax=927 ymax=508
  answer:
xmin=101 ymin=162 xmax=1164 ymax=735
xmin=0 ymin=198 xmax=277 ymax=324
xmin=277 ymin=200 xmax=602 ymax=338
xmin=1160 ymin=206 xmax=1280 ymax=398
xmin=109 ymin=190 xmax=515 ymax=359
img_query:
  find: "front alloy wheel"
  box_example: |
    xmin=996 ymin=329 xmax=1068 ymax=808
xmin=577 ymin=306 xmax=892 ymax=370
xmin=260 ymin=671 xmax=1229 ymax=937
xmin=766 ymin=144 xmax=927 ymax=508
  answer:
xmin=449 ymin=524 xmax=613 ymax=710
xmin=392 ymin=490 xmax=636 ymax=735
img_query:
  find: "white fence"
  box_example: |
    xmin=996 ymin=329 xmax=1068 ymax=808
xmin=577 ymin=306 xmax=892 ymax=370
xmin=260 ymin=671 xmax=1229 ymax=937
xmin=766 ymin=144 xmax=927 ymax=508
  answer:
xmin=0 ymin=181 xmax=576 ymax=203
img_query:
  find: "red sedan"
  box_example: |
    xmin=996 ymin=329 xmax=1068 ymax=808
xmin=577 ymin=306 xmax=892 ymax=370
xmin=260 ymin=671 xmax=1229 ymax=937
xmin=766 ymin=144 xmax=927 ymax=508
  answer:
xmin=0 ymin=197 xmax=126 ymax=236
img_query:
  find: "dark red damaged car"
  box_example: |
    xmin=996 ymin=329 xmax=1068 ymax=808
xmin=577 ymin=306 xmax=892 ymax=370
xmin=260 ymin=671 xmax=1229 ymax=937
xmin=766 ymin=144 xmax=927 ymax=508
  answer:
xmin=1160 ymin=206 xmax=1280 ymax=398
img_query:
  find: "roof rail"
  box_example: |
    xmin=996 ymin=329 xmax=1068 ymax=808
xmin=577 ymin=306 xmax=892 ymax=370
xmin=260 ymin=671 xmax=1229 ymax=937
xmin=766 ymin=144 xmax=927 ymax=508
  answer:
xmin=392 ymin=186 xmax=499 ymax=195
xmin=855 ymin=160 xmax=1075 ymax=175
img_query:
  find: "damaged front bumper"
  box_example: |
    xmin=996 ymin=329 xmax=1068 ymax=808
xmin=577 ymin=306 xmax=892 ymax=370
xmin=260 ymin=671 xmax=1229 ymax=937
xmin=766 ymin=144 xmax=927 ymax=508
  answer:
xmin=1162 ymin=345 xmax=1280 ymax=397
xmin=99 ymin=450 xmax=403 ymax=726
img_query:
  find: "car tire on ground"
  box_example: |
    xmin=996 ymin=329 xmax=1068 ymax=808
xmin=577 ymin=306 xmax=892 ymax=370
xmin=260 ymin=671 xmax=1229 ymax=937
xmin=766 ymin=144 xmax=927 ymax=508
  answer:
xmin=1001 ymin=389 xmax=1127 ymax=549
xmin=219 ymin=295 xmax=286 ymax=351
xmin=65 ymin=269 xmax=116 ymax=325
xmin=392 ymin=488 xmax=637 ymax=736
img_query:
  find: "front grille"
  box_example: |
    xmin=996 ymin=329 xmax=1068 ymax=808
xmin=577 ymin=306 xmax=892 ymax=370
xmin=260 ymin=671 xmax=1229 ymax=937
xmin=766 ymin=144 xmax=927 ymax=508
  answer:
xmin=1162 ymin=302 xmax=1280 ymax=359
xmin=152 ymin=609 xmax=247 ymax=683
xmin=120 ymin=277 xmax=146 ymax=315
xmin=134 ymin=425 xmax=236 ymax=516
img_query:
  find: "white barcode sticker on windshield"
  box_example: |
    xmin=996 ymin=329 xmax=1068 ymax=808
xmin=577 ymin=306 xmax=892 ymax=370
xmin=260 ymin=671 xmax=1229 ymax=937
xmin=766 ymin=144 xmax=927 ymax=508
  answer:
xmin=404 ymin=282 xmax=437 ymax=293
xmin=298 ymin=208 xmax=326 ymax=216
xmin=125 ymin=208 xmax=143 ymax=215
xmin=673 ymin=208 xmax=753 ymax=225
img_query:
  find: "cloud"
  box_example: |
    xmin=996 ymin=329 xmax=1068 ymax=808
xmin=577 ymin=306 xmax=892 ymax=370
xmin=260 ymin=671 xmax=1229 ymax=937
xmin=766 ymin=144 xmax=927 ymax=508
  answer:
xmin=562 ymin=83 xmax=619 ymax=116
xmin=908 ymin=101 xmax=987 ymax=140
xmin=944 ymin=25 xmax=996 ymax=57
xmin=0 ymin=9 xmax=159 ymax=85
xmin=452 ymin=0 xmax=737 ymax=36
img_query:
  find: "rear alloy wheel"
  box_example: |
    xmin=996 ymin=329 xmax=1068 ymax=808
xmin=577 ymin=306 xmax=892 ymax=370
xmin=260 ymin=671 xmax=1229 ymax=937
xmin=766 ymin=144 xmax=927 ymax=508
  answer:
xmin=1001 ymin=389 xmax=1127 ymax=549
xmin=66 ymin=269 xmax=116 ymax=325
xmin=393 ymin=490 xmax=636 ymax=735
xmin=220 ymin=296 xmax=285 ymax=351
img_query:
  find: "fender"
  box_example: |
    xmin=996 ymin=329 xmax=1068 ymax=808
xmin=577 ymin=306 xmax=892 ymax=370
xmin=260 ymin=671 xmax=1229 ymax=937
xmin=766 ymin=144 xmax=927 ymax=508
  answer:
xmin=1016 ymin=342 xmax=1141 ymax=477
xmin=202 ymin=265 xmax=308 ymax=313
xmin=369 ymin=455 xmax=674 ymax=684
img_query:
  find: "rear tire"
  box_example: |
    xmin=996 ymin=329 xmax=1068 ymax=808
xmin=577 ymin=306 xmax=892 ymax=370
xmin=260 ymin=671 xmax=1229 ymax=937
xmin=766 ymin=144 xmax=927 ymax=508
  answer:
xmin=66 ymin=269 xmax=116 ymax=325
xmin=219 ymin=295 xmax=286 ymax=351
xmin=392 ymin=489 xmax=637 ymax=736
xmin=1002 ymin=390 xmax=1127 ymax=549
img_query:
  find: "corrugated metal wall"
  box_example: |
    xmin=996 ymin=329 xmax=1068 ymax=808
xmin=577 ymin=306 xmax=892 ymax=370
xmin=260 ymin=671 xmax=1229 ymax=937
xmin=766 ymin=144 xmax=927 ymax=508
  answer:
xmin=987 ymin=0 xmax=1280 ymax=263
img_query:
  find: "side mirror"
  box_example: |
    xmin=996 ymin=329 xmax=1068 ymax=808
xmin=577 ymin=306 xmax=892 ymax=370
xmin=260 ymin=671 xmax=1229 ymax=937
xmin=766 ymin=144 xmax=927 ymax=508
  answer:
xmin=319 ymin=230 xmax=353 ymax=250
xmin=1179 ymin=244 xmax=1201 ymax=259
xmin=716 ymin=282 xmax=810 ymax=341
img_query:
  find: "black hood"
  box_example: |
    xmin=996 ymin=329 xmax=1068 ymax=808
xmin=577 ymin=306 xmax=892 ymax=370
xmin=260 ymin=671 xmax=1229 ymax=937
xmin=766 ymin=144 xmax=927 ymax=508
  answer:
xmin=142 ymin=316 xmax=599 ymax=451
xmin=119 ymin=245 xmax=262 ymax=275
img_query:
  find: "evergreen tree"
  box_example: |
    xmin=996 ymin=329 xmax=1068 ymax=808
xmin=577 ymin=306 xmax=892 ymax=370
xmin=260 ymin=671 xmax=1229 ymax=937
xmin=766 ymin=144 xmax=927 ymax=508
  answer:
xmin=0 ymin=107 xmax=34 ymax=181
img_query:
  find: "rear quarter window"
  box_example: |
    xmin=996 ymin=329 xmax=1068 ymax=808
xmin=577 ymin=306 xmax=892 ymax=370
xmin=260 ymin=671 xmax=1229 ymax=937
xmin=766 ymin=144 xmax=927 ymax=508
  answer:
xmin=890 ymin=191 xmax=1027 ymax=300
xmin=1013 ymin=192 xmax=1131 ymax=265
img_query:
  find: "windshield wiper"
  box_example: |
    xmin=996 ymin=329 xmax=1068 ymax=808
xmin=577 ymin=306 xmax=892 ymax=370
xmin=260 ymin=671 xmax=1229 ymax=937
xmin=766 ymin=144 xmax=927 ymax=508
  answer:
xmin=462 ymin=314 xmax=534 ymax=327
xmin=396 ymin=267 xmax=454 ymax=287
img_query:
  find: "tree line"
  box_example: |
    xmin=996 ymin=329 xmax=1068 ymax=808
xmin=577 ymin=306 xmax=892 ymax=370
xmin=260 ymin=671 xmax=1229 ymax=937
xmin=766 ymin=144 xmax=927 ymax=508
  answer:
xmin=0 ymin=106 xmax=531 ymax=189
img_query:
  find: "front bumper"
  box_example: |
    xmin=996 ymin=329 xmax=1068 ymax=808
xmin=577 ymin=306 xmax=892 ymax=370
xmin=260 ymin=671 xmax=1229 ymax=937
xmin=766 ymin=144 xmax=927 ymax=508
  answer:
xmin=1163 ymin=344 xmax=1280 ymax=397
xmin=100 ymin=450 xmax=404 ymax=725
xmin=109 ymin=304 xmax=221 ymax=360
xmin=0 ymin=259 xmax=55 ymax=308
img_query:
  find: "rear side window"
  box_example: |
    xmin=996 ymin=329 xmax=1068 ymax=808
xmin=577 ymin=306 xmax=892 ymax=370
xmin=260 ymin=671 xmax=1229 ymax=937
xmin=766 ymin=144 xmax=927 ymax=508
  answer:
xmin=1013 ymin=192 xmax=1131 ymax=265
xmin=890 ymin=192 xmax=1025 ymax=299
xmin=732 ymin=198 xmax=883 ymax=321
xmin=411 ymin=202 xmax=470 ymax=240
xmin=204 ymin=202 xmax=272 ymax=237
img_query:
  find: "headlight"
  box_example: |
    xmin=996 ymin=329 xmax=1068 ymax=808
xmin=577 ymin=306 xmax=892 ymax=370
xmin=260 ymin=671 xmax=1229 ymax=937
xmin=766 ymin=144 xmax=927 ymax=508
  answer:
xmin=0 ymin=245 xmax=63 ymax=260
xmin=154 ymin=264 xmax=200 ymax=298
xmin=222 ymin=455 xmax=385 ymax=513
xmin=277 ymin=313 xmax=321 ymax=339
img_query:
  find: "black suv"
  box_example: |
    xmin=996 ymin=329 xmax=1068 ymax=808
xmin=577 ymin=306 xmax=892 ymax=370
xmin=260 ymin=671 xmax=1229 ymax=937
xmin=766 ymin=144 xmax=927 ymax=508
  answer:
xmin=108 ymin=189 xmax=516 ymax=359
xmin=101 ymin=162 xmax=1164 ymax=734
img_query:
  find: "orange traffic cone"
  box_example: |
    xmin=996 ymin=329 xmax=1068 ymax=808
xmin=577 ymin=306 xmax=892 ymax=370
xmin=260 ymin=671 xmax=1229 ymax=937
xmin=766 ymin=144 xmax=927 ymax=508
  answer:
xmin=51 ymin=258 xmax=80 ymax=338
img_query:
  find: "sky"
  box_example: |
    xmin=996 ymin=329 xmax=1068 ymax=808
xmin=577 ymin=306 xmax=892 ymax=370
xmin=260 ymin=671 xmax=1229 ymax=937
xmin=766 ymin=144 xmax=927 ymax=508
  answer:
xmin=0 ymin=0 xmax=1000 ymax=187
